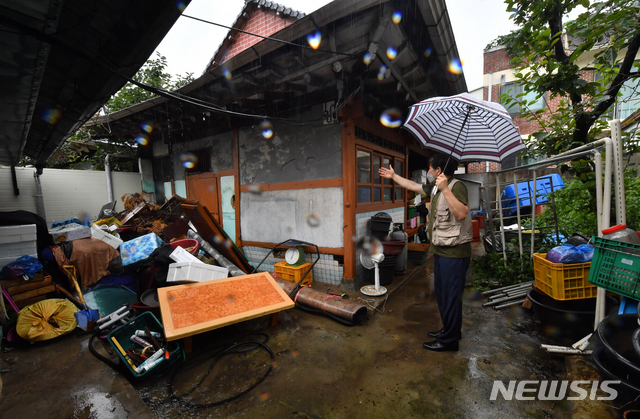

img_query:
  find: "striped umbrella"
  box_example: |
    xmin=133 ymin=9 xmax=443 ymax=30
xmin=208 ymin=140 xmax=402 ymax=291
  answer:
xmin=402 ymin=92 xmax=527 ymax=163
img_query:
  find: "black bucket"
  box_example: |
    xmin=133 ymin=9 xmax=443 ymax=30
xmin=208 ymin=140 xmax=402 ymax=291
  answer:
xmin=592 ymin=346 xmax=640 ymax=403
xmin=527 ymin=288 xmax=617 ymax=345
xmin=597 ymin=314 xmax=640 ymax=384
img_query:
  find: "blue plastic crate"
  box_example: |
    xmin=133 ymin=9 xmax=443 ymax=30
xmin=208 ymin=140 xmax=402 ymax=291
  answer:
xmin=501 ymin=174 xmax=564 ymax=216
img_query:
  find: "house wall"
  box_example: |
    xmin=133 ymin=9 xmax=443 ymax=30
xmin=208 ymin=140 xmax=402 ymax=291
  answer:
xmin=172 ymin=131 xmax=235 ymax=182
xmin=0 ymin=166 xmax=142 ymax=226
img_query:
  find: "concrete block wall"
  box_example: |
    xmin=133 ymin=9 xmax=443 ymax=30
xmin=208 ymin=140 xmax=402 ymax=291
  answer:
xmin=223 ymin=9 xmax=297 ymax=62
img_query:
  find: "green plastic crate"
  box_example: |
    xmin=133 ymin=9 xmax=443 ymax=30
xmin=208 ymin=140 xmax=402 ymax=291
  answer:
xmin=107 ymin=311 xmax=181 ymax=379
xmin=587 ymin=236 xmax=640 ymax=299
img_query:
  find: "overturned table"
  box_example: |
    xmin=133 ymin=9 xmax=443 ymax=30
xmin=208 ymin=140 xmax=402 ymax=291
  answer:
xmin=157 ymin=272 xmax=294 ymax=349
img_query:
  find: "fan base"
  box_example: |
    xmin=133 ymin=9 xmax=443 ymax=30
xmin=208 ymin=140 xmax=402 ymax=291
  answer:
xmin=360 ymin=285 xmax=387 ymax=297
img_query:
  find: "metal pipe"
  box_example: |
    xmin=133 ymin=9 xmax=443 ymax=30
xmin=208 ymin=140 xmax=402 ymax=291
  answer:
xmin=494 ymin=299 xmax=526 ymax=309
xmin=595 ymin=138 xmax=613 ymax=329
xmin=610 ymin=120 xmax=625 ymax=225
xmin=483 ymin=292 xmax=528 ymax=306
xmin=513 ymin=173 xmax=523 ymax=259
xmin=594 ymin=150 xmax=603 ymax=235
xmin=549 ymin=175 xmax=560 ymax=242
xmin=105 ymin=154 xmax=114 ymax=203
xmin=495 ymin=173 xmax=507 ymax=265
xmin=33 ymin=171 xmax=46 ymax=221
xmin=530 ymin=170 xmax=537 ymax=257
xmin=481 ymin=281 xmax=533 ymax=295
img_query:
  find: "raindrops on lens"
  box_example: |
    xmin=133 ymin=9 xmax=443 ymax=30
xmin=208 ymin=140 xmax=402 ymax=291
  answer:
xmin=223 ymin=69 xmax=232 ymax=80
xmin=307 ymin=31 xmax=321 ymax=49
xmin=377 ymin=65 xmax=388 ymax=80
xmin=380 ymin=108 xmax=402 ymax=128
xmin=246 ymin=184 xmax=263 ymax=194
xmin=136 ymin=133 xmax=149 ymax=146
xmin=142 ymin=123 xmax=153 ymax=133
xmin=307 ymin=214 xmax=321 ymax=227
xmin=424 ymin=48 xmax=432 ymax=58
xmin=448 ymin=58 xmax=463 ymax=75
xmin=392 ymin=11 xmax=402 ymax=24
xmin=180 ymin=152 xmax=198 ymax=169
xmin=259 ymin=120 xmax=273 ymax=139
xmin=42 ymin=108 xmax=61 ymax=125
xmin=363 ymin=52 xmax=373 ymax=66
xmin=386 ymin=47 xmax=397 ymax=60
xmin=176 ymin=1 xmax=187 ymax=12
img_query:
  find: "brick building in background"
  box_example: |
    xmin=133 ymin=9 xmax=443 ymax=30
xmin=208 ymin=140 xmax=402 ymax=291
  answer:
xmin=468 ymin=43 xmax=639 ymax=174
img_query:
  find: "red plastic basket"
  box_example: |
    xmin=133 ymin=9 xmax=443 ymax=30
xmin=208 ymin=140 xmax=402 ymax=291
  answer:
xmin=170 ymin=238 xmax=199 ymax=255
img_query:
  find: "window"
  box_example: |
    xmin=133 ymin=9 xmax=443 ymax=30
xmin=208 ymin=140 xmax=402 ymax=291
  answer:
xmin=500 ymin=82 xmax=545 ymax=115
xmin=357 ymin=147 xmax=404 ymax=205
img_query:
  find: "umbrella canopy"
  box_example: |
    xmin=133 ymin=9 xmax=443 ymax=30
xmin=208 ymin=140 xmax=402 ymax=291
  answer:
xmin=402 ymin=92 xmax=527 ymax=163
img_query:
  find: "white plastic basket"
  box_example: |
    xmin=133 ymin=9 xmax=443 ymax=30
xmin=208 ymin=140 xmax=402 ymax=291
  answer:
xmin=167 ymin=262 xmax=229 ymax=283
xmin=90 ymin=224 xmax=123 ymax=249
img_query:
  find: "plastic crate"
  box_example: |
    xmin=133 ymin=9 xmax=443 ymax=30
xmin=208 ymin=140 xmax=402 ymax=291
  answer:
xmin=107 ymin=312 xmax=181 ymax=379
xmin=167 ymin=261 xmax=228 ymax=283
xmin=274 ymin=261 xmax=313 ymax=286
xmin=588 ymin=236 xmax=640 ymax=300
xmin=533 ymin=253 xmax=596 ymax=300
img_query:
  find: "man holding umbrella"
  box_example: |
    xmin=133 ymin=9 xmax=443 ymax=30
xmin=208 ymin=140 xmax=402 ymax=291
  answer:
xmin=380 ymin=153 xmax=471 ymax=352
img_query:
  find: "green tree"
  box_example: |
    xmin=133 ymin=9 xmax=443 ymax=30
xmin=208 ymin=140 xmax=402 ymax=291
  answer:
xmin=496 ymin=0 xmax=640 ymax=156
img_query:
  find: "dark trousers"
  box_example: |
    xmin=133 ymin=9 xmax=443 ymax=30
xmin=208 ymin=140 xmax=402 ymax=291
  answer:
xmin=433 ymin=255 xmax=470 ymax=344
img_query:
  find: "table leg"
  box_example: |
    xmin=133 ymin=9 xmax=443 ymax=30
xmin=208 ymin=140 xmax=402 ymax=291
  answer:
xmin=183 ymin=336 xmax=192 ymax=354
xmin=270 ymin=312 xmax=278 ymax=326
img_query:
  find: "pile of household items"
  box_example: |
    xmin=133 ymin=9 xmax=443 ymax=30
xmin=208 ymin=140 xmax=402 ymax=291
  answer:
xmin=0 ymin=195 xmax=368 ymax=380
xmin=491 ymin=223 xmax=640 ymax=401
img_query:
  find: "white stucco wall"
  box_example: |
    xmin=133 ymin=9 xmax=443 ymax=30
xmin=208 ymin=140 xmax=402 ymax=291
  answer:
xmin=240 ymin=187 xmax=343 ymax=248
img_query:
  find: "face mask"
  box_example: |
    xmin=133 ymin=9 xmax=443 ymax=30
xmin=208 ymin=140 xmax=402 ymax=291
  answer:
xmin=426 ymin=173 xmax=435 ymax=185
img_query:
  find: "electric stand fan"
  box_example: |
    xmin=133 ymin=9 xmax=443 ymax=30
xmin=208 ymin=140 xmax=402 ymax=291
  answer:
xmin=359 ymin=239 xmax=387 ymax=297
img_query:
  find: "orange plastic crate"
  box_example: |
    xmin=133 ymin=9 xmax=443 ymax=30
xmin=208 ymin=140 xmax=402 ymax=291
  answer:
xmin=533 ymin=253 xmax=596 ymax=300
xmin=274 ymin=261 xmax=313 ymax=286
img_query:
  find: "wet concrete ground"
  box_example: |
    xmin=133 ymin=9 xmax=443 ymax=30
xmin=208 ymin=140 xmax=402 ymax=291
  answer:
xmin=0 ymin=244 xmax=634 ymax=418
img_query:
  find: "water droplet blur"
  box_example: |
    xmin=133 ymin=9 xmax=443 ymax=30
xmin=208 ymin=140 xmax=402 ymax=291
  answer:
xmin=392 ymin=11 xmax=402 ymax=24
xmin=225 ymin=238 xmax=233 ymax=248
xmin=386 ymin=47 xmax=397 ymax=60
xmin=213 ymin=235 xmax=224 ymax=245
xmin=176 ymin=1 xmax=187 ymax=12
xmin=307 ymin=31 xmax=321 ymax=49
xmin=259 ymin=392 xmax=270 ymax=401
xmin=208 ymin=185 xmax=216 ymax=193
xmin=424 ymin=48 xmax=432 ymax=58
xmin=180 ymin=152 xmax=198 ymax=169
xmin=356 ymin=236 xmax=382 ymax=256
xmin=292 ymin=350 xmax=299 ymax=358
xmin=226 ymin=294 xmax=235 ymax=304
xmin=223 ymin=69 xmax=232 ymax=80
xmin=363 ymin=52 xmax=373 ymax=66
xmin=377 ymin=65 xmax=387 ymax=81
xmin=246 ymin=184 xmax=263 ymax=194
xmin=42 ymin=108 xmax=61 ymax=124
xmin=307 ymin=214 xmax=321 ymax=227
xmin=136 ymin=133 xmax=149 ymax=146
xmin=448 ymin=58 xmax=463 ymax=75
xmin=380 ymin=108 xmax=402 ymax=128
xmin=259 ymin=120 xmax=273 ymax=139
xmin=142 ymin=123 xmax=153 ymax=133
xmin=351 ymin=235 xmax=357 ymax=242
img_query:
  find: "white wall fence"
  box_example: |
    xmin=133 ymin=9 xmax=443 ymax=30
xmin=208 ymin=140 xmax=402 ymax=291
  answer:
xmin=0 ymin=167 xmax=142 ymax=227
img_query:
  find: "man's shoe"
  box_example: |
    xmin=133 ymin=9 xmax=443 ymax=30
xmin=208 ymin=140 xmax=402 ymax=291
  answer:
xmin=428 ymin=329 xmax=443 ymax=338
xmin=423 ymin=340 xmax=459 ymax=352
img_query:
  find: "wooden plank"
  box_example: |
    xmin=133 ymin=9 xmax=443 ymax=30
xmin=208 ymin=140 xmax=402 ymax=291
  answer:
xmin=12 ymin=284 xmax=56 ymax=302
xmin=0 ymin=271 xmax=45 ymax=288
xmin=6 ymin=276 xmax=53 ymax=295
xmin=408 ymin=243 xmax=429 ymax=252
xmin=239 ymin=178 xmax=343 ymax=192
xmin=158 ymin=272 xmax=294 ymax=341
xmin=341 ymin=108 xmax=357 ymax=281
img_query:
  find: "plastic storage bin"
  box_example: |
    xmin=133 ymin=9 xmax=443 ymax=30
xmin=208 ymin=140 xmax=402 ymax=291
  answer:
xmin=533 ymin=253 xmax=596 ymax=300
xmin=167 ymin=261 xmax=228 ymax=283
xmin=501 ymin=174 xmax=564 ymax=216
xmin=588 ymin=236 xmax=640 ymax=300
xmin=274 ymin=261 xmax=313 ymax=286
xmin=0 ymin=224 xmax=37 ymax=268
xmin=107 ymin=312 xmax=181 ymax=379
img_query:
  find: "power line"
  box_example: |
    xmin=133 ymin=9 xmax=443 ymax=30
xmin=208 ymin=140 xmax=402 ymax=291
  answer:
xmin=181 ymin=14 xmax=358 ymax=59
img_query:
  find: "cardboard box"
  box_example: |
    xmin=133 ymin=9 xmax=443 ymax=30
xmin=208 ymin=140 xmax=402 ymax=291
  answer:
xmin=120 ymin=233 xmax=164 ymax=266
xmin=0 ymin=224 xmax=38 ymax=268
xmin=167 ymin=261 xmax=228 ymax=283
xmin=49 ymin=223 xmax=91 ymax=244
